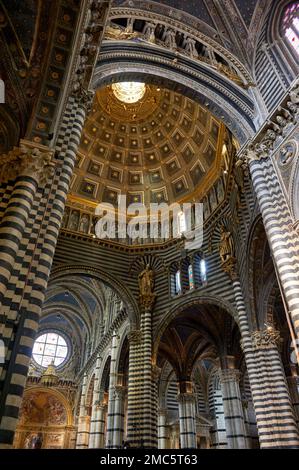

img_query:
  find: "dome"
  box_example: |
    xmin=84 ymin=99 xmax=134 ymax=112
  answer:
xmin=69 ymin=83 xmax=226 ymax=208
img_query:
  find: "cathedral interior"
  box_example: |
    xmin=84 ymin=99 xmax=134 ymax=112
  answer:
xmin=0 ymin=0 xmax=299 ymax=450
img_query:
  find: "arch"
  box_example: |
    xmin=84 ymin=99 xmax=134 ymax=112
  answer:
xmin=290 ymin=142 xmax=299 ymax=220
xmin=108 ymin=6 xmax=252 ymax=81
xmin=246 ymin=215 xmax=273 ymax=329
xmin=153 ymin=295 xmax=238 ymax=361
xmin=115 ymin=323 xmax=130 ymax=380
xmin=93 ymin=55 xmax=256 ymax=145
xmin=22 ymin=386 xmax=73 ymax=427
xmin=49 ymin=265 xmax=139 ymax=329
xmin=98 ymin=355 xmax=112 ymax=396
xmin=85 ymin=374 xmax=95 ymax=414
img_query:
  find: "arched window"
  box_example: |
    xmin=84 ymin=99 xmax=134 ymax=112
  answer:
xmin=282 ymin=2 xmax=299 ymax=55
xmin=188 ymin=264 xmax=194 ymax=290
xmin=175 ymin=270 xmax=182 ymax=295
xmin=200 ymin=258 xmax=207 ymax=284
xmin=177 ymin=211 xmax=187 ymax=235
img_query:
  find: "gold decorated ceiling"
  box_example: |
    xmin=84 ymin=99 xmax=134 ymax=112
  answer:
xmin=70 ymin=84 xmax=225 ymax=207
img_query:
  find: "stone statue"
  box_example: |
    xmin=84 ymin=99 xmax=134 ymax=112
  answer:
xmin=280 ymin=145 xmax=294 ymax=165
xmin=219 ymin=226 xmax=235 ymax=264
xmin=79 ymin=214 xmax=90 ymax=233
xmin=163 ymin=28 xmax=177 ymax=50
xmin=138 ymin=264 xmax=156 ymax=309
xmin=289 ymin=85 xmax=299 ymax=104
xmin=139 ymin=264 xmax=154 ymax=297
xmin=143 ymin=22 xmax=156 ymax=43
xmin=183 ymin=36 xmax=198 ymax=58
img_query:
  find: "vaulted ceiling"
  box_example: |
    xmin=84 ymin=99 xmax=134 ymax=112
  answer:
xmin=0 ymin=0 xmax=59 ymax=151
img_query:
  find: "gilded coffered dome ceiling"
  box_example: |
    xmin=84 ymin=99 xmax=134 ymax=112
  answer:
xmin=70 ymin=83 xmax=226 ymax=207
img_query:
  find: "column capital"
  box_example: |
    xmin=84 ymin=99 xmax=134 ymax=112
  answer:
xmin=96 ymin=401 xmax=108 ymax=412
xmin=72 ymin=85 xmax=95 ymax=113
xmin=0 ymin=140 xmax=55 ymax=185
xmin=177 ymin=392 xmax=196 ymax=404
xmin=127 ymin=329 xmax=142 ymax=344
xmin=114 ymin=385 xmax=127 ymax=399
xmin=221 ymin=256 xmax=238 ymax=280
xmin=152 ymin=364 xmax=162 ymax=382
xmin=219 ymin=369 xmax=241 ymax=384
xmin=251 ymin=327 xmax=281 ymax=350
xmin=158 ymin=408 xmax=168 ymax=417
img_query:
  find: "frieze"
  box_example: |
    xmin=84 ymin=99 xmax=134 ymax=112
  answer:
xmin=109 ymin=6 xmax=252 ymax=82
xmin=239 ymin=80 xmax=299 ymax=166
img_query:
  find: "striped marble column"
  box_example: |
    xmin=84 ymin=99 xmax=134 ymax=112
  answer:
xmin=0 ymin=144 xmax=53 ymax=336
xmin=89 ymin=356 xmax=102 ymax=448
xmin=231 ymin=273 xmax=299 ymax=448
xmin=247 ymin=151 xmax=299 ymax=339
xmin=126 ymin=301 xmax=158 ymax=449
xmin=287 ymin=374 xmax=299 ymax=429
xmin=76 ymin=374 xmax=90 ymax=449
xmin=177 ymin=392 xmax=197 ymax=449
xmin=219 ymin=368 xmax=248 ymax=449
xmin=158 ymin=408 xmax=168 ymax=449
xmin=126 ymin=329 xmax=143 ymax=447
xmin=141 ymin=307 xmax=157 ymax=448
xmin=0 ymin=93 xmax=91 ymax=448
xmin=112 ymin=385 xmax=126 ymax=448
xmin=105 ymin=331 xmax=119 ymax=448
xmin=94 ymin=402 xmax=108 ymax=448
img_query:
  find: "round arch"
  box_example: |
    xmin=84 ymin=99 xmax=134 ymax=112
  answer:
xmin=49 ymin=265 xmax=139 ymax=329
xmin=93 ymin=55 xmax=256 ymax=145
xmin=246 ymin=215 xmax=269 ymax=330
xmin=153 ymin=294 xmax=238 ymax=361
xmin=22 ymin=386 xmax=73 ymax=426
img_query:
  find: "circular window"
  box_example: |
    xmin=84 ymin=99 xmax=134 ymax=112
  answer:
xmin=32 ymin=332 xmax=69 ymax=368
xmin=112 ymin=82 xmax=146 ymax=104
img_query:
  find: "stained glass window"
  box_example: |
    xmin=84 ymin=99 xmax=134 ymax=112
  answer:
xmin=282 ymin=2 xmax=299 ymax=55
xmin=32 ymin=332 xmax=68 ymax=368
xmin=188 ymin=264 xmax=194 ymax=290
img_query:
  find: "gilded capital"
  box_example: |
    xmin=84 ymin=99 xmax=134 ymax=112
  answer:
xmin=221 ymin=256 xmax=238 ymax=280
xmin=127 ymin=329 xmax=142 ymax=344
xmin=0 ymin=140 xmax=55 ymax=185
xmin=251 ymin=328 xmax=281 ymax=350
xmin=72 ymin=84 xmax=95 ymax=113
xmin=152 ymin=364 xmax=162 ymax=382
